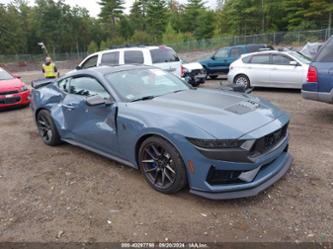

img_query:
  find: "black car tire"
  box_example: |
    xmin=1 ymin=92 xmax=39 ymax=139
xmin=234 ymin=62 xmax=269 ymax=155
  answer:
xmin=234 ymin=74 xmax=251 ymax=89
xmin=36 ymin=109 xmax=62 ymax=146
xmin=209 ymin=75 xmax=218 ymax=79
xmin=138 ymin=136 xmax=187 ymax=194
xmin=191 ymin=81 xmax=200 ymax=87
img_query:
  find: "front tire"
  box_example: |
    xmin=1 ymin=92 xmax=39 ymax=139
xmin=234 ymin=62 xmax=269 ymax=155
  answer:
xmin=138 ymin=136 xmax=187 ymax=194
xmin=36 ymin=109 xmax=62 ymax=146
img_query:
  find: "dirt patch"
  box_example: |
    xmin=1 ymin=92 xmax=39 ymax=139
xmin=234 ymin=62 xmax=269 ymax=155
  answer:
xmin=0 ymin=78 xmax=332 ymax=243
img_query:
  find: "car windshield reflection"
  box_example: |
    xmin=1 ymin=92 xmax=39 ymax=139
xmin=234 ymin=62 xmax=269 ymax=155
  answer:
xmin=105 ymin=68 xmax=189 ymax=102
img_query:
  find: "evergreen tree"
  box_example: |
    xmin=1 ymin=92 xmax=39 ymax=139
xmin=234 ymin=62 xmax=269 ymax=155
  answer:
xmin=146 ymin=0 xmax=168 ymax=41
xmin=99 ymin=0 xmax=124 ymax=37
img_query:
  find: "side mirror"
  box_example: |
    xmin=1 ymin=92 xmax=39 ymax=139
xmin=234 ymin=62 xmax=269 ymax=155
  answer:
xmin=76 ymin=65 xmax=82 ymax=70
xmin=289 ymin=61 xmax=298 ymax=66
xmin=211 ymin=56 xmax=215 ymax=60
xmin=86 ymin=95 xmax=107 ymax=106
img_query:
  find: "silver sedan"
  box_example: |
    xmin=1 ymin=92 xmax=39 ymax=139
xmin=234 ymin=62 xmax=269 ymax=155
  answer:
xmin=228 ymin=50 xmax=311 ymax=89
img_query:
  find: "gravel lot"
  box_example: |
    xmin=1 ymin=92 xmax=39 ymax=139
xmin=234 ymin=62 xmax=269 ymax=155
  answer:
xmin=0 ymin=71 xmax=332 ymax=243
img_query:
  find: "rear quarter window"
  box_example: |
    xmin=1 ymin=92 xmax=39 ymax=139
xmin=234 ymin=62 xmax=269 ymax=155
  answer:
xmin=315 ymin=38 xmax=333 ymax=62
xmin=242 ymin=55 xmax=252 ymax=63
xmin=150 ymin=48 xmax=180 ymax=64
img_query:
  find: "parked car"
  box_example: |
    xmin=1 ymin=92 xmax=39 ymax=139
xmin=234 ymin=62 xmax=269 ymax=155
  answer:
xmin=199 ymin=44 xmax=273 ymax=79
xmin=31 ymin=64 xmax=292 ymax=200
xmin=181 ymin=62 xmax=207 ymax=87
xmin=0 ymin=67 xmax=30 ymax=108
xmin=302 ymin=36 xmax=333 ymax=104
xmin=228 ymin=50 xmax=311 ymax=89
xmin=75 ymin=45 xmax=182 ymax=77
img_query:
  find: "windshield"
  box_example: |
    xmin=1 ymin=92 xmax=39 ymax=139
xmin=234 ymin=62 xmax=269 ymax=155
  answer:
xmin=105 ymin=68 xmax=189 ymax=102
xmin=288 ymin=51 xmax=311 ymax=64
xmin=0 ymin=69 xmax=14 ymax=81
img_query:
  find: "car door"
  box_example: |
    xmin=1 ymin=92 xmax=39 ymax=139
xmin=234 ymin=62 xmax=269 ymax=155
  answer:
xmin=270 ymin=54 xmax=304 ymax=88
xmin=247 ymin=53 xmax=272 ymax=86
xmin=230 ymin=46 xmax=245 ymax=64
xmin=61 ymin=76 xmax=119 ymax=156
xmin=208 ymin=47 xmax=230 ymax=73
xmin=149 ymin=47 xmax=181 ymax=77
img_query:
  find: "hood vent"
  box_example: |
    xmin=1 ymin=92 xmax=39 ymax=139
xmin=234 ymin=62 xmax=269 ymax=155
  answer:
xmin=225 ymin=100 xmax=260 ymax=115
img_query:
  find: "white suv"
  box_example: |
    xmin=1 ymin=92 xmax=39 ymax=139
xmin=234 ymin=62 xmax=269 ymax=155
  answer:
xmin=76 ymin=46 xmax=182 ymax=77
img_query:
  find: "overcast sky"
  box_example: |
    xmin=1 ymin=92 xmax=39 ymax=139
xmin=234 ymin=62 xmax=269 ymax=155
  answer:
xmin=0 ymin=0 xmax=217 ymax=17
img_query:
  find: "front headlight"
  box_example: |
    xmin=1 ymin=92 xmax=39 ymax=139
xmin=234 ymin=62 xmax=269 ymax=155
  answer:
xmin=20 ymin=85 xmax=28 ymax=92
xmin=187 ymin=138 xmax=255 ymax=150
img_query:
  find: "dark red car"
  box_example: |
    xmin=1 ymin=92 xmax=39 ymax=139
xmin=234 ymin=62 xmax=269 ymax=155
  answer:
xmin=0 ymin=67 xmax=30 ymax=108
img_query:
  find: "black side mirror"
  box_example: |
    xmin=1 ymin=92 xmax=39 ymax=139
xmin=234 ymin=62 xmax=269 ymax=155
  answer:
xmin=76 ymin=65 xmax=82 ymax=70
xmin=211 ymin=56 xmax=215 ymax=60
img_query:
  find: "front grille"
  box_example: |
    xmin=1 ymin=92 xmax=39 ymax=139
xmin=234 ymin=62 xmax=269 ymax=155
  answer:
xmin=0 ymin=96 xmax=21 ymax=105
xmin=190 ymin=69 xmax=205 ymax=76
xmin=207 ymin=166 xmax=243 ymax=185
xmin=0 ymin=90 xmax=19 ymax=96
xmin=250 ymin=124 xmax=288 ymax=156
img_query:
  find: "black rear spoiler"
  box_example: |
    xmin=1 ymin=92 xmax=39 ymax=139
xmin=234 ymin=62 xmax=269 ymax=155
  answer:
xmin=31 ymin=78 xmax=56 ymax=89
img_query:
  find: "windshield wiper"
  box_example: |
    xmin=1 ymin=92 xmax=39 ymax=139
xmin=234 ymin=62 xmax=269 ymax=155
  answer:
xmin=131 ymin=95 xmax=157 ymax=102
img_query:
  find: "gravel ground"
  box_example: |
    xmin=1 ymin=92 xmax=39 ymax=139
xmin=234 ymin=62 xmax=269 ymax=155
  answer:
xmin=0 ymin=72 xmax=332 ymax=243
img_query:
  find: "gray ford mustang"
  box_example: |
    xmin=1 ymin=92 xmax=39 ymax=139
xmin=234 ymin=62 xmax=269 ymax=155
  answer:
xmin=31 ymin=65 xmax=293 ymax=200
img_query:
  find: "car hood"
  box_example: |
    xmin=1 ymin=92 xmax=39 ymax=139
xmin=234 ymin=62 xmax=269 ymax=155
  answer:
xmin=182 ymin=62 xmax=203 ymax=71
xmin=0 ymin=78 xmax=24 ymax=91
xmin=199 ymin=57 xmax=214 ymax=65
xmin=130 ymin=88 xmax=285 ymax=139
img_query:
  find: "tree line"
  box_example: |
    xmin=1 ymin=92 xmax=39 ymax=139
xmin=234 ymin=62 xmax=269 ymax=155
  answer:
xmin=0 ymin=0 xmax=332 ymax=55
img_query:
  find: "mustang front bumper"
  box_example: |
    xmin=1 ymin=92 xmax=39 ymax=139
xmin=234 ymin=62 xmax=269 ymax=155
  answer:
xmin=190 ymin=152 xmax=293 ymax=200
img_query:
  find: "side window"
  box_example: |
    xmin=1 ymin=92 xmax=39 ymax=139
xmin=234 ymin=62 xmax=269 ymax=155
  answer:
xmin=81 ymin=55 xmax=98 ymax=69
xmin=272 ymin=54 xmax=293 ymax=65
xmin=101 ymin=52 xmax=119 ymax=65
xmin=230 ymin=47 xmax=243 ymax=58
xmin=58 ymin=78 xmax=70 ymax=92
xmin=70 ymin=77 xmax=110 ymax=99
xmin=215 ymin=48 xmax=229 ymax=58
xmin=124 ymin=51 xmax=144 ymax=64
xmin=250 ymin=55 xmax=270 ymax=64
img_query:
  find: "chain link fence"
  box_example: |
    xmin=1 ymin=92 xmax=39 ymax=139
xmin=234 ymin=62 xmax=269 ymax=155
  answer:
xmin=170 ymin=28 xmax=332 ymax=52
xmin=0 ymin=28 xmax=331 ymax=66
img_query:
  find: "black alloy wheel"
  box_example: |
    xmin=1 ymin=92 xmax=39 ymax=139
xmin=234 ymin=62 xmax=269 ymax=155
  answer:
xmin=36 ymin=110 xmax=62 ymax=146
xmin=139 ymin=136 xmax=187 ymax=194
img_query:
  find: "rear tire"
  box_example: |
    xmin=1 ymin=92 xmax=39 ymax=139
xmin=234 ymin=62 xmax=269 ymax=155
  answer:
xmin=234 ymin=74 xmax=250 ymax=89
xmin=138 ymin=136 xmax=187 ymax=194
xmin=36 ymin=109 xmax=62 ymax=146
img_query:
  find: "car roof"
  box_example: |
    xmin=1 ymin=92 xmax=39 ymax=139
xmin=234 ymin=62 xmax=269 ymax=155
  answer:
xmin=240 ymin=50 xmax=294 ymax=57
xmin=67 ymin=64 xmax=156 ymax=77
xmin=95 ymin=45 xmax=172 ymax=54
